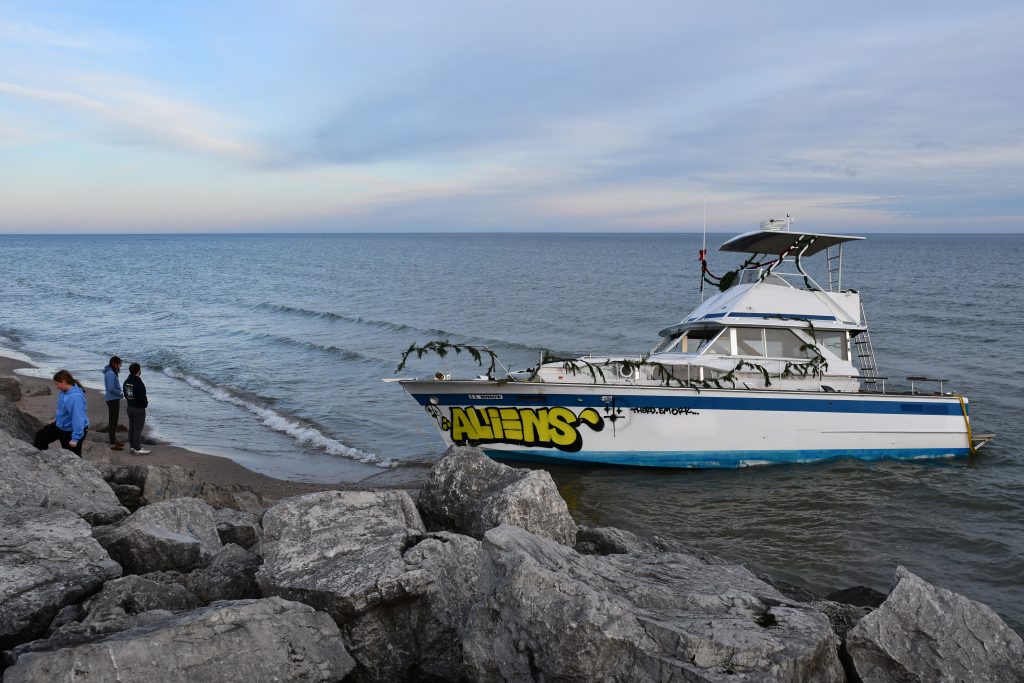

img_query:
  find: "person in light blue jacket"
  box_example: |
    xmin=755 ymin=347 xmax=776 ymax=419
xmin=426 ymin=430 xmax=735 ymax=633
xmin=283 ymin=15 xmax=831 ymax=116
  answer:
xmin=103 ymin=356 xmax=125 ymax=450
xmin=33 ymin=369 xmax=90 ymax=456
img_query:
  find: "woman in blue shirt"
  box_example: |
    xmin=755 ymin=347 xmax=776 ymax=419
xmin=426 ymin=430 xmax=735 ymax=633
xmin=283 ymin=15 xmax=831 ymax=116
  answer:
xmin=33 ymin=369 xmax=90 ymax=456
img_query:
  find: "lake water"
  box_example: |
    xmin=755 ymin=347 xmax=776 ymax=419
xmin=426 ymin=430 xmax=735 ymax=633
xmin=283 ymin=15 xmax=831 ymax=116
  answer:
xmin=1 ymin=231 xmax=1021 ymax=632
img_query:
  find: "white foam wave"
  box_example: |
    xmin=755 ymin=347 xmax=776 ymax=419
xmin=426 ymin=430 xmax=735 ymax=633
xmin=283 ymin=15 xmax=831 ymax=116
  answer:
xmin=163 ymin=367 xmax=395 ymax=468
xmin=0 ymin=346 xmax=34 ymax=364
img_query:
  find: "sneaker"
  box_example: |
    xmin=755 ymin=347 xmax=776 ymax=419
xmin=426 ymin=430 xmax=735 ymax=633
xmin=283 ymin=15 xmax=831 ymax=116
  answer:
xmin=130 ymin=448 xmax=151 ymax=455
xmin=110 ymin=443 xmax=124 ymax=451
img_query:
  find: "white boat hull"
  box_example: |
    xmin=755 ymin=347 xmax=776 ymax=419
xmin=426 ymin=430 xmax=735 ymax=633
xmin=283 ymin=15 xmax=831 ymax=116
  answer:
xmin=400 ymin=380 xmax=972 ymax=468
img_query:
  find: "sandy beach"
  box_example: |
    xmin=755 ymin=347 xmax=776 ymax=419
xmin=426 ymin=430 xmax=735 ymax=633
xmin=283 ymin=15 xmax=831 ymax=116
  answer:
xmin=0 ymin=355 xmax=350 ymax=500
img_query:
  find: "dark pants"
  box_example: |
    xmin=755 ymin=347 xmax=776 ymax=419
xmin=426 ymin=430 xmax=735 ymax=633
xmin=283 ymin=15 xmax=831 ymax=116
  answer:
xmin=34 ymin=423 xmax=88 ymax=457
xmin=106 ymin=399 xmax=121 ymax=444
xmin=127 ymin=405 xmax=146 ymax=450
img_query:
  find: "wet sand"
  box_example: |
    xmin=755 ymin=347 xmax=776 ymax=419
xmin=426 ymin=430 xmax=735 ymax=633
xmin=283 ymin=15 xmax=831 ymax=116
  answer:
xmin=0 ymin=355 xmax=353 ymax=499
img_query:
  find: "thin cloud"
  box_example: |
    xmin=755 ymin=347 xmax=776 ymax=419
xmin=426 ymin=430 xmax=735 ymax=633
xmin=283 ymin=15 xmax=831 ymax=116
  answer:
xmin=0 ymin=79 xmax=263 ymax=162
xmin=0 ymin=17 xmax=140 ymax=52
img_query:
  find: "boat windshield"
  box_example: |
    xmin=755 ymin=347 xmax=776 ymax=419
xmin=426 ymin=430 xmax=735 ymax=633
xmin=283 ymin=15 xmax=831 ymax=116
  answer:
xmin=652 ymin=328 xmax=725 ymax=355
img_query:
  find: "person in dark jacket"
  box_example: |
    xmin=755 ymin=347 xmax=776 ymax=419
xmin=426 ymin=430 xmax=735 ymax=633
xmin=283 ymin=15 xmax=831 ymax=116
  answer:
xmin=33 ymin=369 xmax=90 ymax=456
xmin=103 ymin=356 xmax=125 ymax=450
xmin=122 ymin=362 xmax=150 ymax=455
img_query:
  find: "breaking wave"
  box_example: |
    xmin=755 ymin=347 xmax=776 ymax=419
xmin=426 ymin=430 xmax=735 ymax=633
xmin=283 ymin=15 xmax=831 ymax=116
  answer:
xmin=162 ymin=366 xmax=395 ymax=468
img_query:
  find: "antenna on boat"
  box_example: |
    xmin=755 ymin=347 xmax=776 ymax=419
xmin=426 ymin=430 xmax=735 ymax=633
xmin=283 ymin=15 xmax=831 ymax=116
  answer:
xmin=700 ymin=197 xmax=707 ymax=303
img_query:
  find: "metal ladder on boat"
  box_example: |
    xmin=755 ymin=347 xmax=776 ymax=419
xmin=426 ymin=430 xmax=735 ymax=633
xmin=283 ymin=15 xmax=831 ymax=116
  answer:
xmin=826 ymin=246 xmax=842 ymax=291
xmin=853 ymin=301 xmax=880 ymax=386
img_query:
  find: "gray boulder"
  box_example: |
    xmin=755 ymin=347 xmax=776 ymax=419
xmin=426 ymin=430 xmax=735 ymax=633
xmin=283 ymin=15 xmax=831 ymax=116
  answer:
xmin=257 ymin=490 xmax=426 ymax=617
xmin=164 ymin=543 xmax=262 ymax=603
xmin=463 ymin=524 xmax=844 ymax=682
xmin=98 ymin=462 xmax=270 ymax=513
xmin=94 ymin=497 xmax=222 ymax=574
xmin=417 ymin=445 xmax=577 ymax=545
xmin=213 ymin=507 xmax=261 ymax=548
xmin=82 ymin=574 xmax=201 ymax=621
xmin=0 ymin=429 xmax=128 ymax=525
xmin=10 ymin=576 xmax=202 ymax=657
xmin=0 ymin=393 xmax=40 ymax=443
xmin=826 ymin=584 xmax=887 ymax=608
xmin=4 ymin=597 xmax=356 ymax=682
xmin=847 ymin=566 xmax=1024 ymax=682
xmin=575 ymin=524 xmax=726 ymax=564
xmin=0 ymin=377 xmax=22 ymax=402
xmin=344 ymin=531 xmax=484 ymax=681
xmin=257 ymin=490 xmax=483 ymax=681
xmin=0 ymin=507 xmax=122 ymax=650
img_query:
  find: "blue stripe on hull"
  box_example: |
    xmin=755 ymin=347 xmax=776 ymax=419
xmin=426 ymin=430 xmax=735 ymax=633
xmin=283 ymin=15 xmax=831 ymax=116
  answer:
xmin=482 ymin=447 xmax=971 ymax=469
xmin=412 ymin=392 xmax=966 ymax=416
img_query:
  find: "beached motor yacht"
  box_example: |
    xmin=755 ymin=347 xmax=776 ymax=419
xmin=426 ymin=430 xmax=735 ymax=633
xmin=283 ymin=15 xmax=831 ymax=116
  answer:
xmin=395 ymin=220 xmax=991 ymax=468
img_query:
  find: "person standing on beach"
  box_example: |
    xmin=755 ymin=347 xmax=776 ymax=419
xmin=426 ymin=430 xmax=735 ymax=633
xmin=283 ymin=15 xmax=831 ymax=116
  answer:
xmin=103 ymin=356 xmax=125 ymax=451
xmin=33 ymin=369 xmax=89 ymax=457
xmin=122 ymin=362 xmax=150 ymax=455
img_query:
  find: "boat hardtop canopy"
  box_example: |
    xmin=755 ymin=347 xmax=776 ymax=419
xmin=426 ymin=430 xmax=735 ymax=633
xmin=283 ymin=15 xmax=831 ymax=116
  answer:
xmin=720 ymin=229 xmax=864 ymax=257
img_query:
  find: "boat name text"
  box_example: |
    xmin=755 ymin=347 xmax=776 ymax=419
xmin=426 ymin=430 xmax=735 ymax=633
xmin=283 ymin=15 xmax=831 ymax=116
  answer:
xmin=630 ymin=406 xmax=700 ymax=416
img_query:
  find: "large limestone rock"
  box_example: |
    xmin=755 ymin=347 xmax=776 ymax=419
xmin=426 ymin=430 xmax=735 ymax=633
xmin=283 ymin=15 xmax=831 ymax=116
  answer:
xmin=417 ymin=445 xmax=577 ymax=545
xmin=257 ymin=490 xmax=483 ymax=681
xmin=81 ymin=574 xmax=201 ymax=620
xmin=0 ymin=377 xmax=22 ymax=402
xmin=0 ymin=507 xmax=122 ymax=650
xmin=463 ymin=524 xmax=844 ymax=682
xmin=346 ymin=531 xmax=484 ymax=681
xmin=10 ymin=576 xmax=203 ymax=658
xmin=257 ymin=490 xmax=426 ymax=617
xmin=213 ymin=507 xmax=261 ymax=548
xmin=847 ymin=566 xmax=1024 ymax=682
xmin=93 ymin=497 xmax=222 ymax=574
xmin=150 ymin=543 xmax=262 ymax=604
xmin=0 ymin=392 xmax=41 ymax=444
xmin=4 ymin=597 xmax=356 ymax=682
xmin=0 ymin=429 xmax=128 ymax=525
xmin=576 ymin=524 xmax=727 ymax=565
xmin=98 ymin=462 xmax=270 ymax=513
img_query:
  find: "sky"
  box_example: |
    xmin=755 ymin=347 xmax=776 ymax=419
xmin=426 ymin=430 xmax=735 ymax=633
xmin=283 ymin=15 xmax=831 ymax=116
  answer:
xmin=1 ymin=1 xmax=1022 ymax=233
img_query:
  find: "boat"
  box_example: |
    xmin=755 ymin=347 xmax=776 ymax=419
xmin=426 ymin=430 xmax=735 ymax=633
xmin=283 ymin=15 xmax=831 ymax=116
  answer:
xmin=394 ymin=219 xmax=992 ymax=468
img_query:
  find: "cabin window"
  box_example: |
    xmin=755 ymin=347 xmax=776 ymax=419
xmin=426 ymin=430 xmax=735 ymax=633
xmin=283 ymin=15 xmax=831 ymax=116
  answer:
xmin=736 ymin=327 xmax=766 ymax=356
xmin=705 ymin=329 xmax=733 ymax=355
xmin=676 ymin=328 xmax=723 ymax=354
xmin=818 ymin=331 xmax=849 ymax=360
xmin=764 ymin=328 xmax=811 ymax=359
xmin=652 ymin=335 xmax=681 ymax=354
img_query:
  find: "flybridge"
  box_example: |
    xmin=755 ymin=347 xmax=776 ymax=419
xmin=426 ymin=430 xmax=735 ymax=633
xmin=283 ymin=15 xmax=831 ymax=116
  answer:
xmin=705 ymin=220 xmax=865 ymax=295
xmin=720 ymin=228 xmax=864 ymax=258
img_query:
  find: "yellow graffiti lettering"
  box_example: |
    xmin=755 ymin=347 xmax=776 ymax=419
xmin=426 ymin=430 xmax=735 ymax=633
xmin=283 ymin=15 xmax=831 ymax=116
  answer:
xmin=486 ymin=407 xmax=505 ymax=439
xmin=466 ymin=407 xmax=493 ymax=440
xmin=451 ymin=408 xmax=474 ymax=442
xmin=520 ymin=408 xmax=549 ymax=443
xmin=499 ymin=407 xmax=523 ymax=440
xmin=443 ymin=404 xmax=605 ymax=452
xmin=545 ymin=407 xmax=578 ymax=448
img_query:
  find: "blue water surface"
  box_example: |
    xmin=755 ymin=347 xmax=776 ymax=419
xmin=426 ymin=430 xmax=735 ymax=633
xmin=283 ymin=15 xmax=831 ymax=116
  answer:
xmin=1 ymin=231 xmax=1021 ymax=632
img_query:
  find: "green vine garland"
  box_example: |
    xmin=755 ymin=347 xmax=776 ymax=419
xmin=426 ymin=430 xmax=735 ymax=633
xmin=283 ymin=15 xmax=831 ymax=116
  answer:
xmin=395 ymin=341 xmax=499 ymax=378
xmin=397 ymin=323 xmax=830 ymax=389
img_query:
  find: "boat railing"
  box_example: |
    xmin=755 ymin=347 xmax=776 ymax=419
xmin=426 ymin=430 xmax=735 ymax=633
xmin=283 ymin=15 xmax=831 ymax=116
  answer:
xmin=906 ymin=376 xmax=949 ymax=395
xmin=639 ymin=362 xmax=887 ymax=393
xmin=566 ymin=361 xmax=953 ymax=397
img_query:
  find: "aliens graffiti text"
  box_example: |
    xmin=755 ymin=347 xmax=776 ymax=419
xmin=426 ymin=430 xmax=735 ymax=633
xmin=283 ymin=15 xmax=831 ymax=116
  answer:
xmin=427 ymin=404 xmax=605 ymax=452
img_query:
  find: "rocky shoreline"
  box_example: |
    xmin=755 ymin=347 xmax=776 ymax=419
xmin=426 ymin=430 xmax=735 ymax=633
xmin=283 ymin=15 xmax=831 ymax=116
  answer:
xmin=1 ymin=375 xmax=1022 ymax=682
